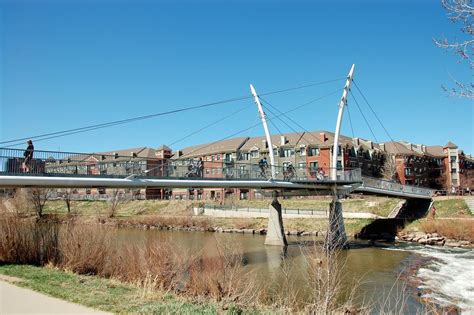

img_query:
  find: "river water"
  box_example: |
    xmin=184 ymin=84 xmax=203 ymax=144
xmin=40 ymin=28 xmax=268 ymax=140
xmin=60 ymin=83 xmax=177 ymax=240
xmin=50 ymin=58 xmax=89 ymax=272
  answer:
xmin=117 ymin=229 xmax=473 ymax=313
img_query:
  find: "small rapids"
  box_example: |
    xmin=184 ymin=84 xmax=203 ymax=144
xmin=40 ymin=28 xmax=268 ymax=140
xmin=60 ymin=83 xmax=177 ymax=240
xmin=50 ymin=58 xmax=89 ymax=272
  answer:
xmin=387 ymin=244 xmax=474 ymax=313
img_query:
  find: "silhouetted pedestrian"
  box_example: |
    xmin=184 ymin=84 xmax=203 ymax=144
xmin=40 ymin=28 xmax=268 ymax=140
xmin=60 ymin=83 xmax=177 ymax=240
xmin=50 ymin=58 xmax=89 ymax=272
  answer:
xmin=23 ymin=140 xmax=34 ymax=173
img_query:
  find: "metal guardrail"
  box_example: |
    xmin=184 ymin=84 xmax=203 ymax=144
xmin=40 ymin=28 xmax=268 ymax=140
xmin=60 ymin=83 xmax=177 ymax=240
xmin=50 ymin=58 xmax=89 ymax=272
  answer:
xmin=0 ymin=147 xmax=362 ymax=183
xmin=360 ymin=177 xmax=433 ymax=197
xmin=203 ymin=204 xmax=327 ymax=216
xmin=0 ymin=147 xmax=436 ymax=197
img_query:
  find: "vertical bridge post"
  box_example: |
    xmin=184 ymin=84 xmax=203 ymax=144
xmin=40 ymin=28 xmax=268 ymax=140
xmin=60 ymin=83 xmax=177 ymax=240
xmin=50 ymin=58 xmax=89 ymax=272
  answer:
xmin=327 ymin=64 xmax=355 ymax=250
xmin=250 ymin=84 xmax=286 ymax=246
xmin=265 ymin=190 xmax=288 ymax=246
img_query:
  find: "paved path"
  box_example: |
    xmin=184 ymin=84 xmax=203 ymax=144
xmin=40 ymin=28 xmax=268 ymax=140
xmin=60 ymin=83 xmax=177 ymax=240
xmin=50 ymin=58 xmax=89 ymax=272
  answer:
xmin=464 ymin=196 xmax=474 ymax=215
xmin=0 ymin=280 xmax=109 ymax=314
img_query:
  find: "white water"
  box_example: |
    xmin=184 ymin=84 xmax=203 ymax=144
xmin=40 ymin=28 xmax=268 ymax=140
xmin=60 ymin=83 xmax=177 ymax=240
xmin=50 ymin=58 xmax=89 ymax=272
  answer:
xmin=388 ymin=244 xmax=474 ymax=313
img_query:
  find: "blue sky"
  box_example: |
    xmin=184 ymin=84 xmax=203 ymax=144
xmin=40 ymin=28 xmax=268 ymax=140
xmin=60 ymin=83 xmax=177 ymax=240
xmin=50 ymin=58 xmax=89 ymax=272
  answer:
xmin=0 ymin=0 xmax=472 ymax=154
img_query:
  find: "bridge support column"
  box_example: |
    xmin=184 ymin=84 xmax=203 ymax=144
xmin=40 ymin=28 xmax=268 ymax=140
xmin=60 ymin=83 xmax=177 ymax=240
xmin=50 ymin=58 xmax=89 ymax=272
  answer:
xmin=265 ymin=191 xmax=287 ymax=247
xmin=325 ymin=187 xmax=348 ymax=250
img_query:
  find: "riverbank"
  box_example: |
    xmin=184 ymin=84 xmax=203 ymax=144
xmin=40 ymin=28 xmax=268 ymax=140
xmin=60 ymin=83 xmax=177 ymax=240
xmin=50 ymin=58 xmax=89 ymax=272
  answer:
xmin=398 ymin=197 xmax=474 ymax=247
xmin=0 ymin=216 xmax=413 ymax=314
xmin=0 ymin=265 xmax=220 ymax=314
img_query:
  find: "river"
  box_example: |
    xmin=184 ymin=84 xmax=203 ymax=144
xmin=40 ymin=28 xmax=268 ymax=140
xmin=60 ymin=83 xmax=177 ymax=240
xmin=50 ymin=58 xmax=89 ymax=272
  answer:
xmin=117 ymin=229 xmax=473 ymax=313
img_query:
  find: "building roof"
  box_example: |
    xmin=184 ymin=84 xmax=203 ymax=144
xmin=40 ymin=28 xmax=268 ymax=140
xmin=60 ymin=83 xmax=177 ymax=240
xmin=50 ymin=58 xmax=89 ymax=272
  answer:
xmin=174 ymin=137 xmax=249 ymax=159
xmin=239 ymin=132 xmax=324 ymax=151
xmin=381 ymin=141 xmax=421 ymax=156
xmin=156 ymin=145 xmax=172 ymax=151
xmin=425 ymin=145 xmax=445 ymax=157
xmin=444 ymin=141 xmax=458 ymax=149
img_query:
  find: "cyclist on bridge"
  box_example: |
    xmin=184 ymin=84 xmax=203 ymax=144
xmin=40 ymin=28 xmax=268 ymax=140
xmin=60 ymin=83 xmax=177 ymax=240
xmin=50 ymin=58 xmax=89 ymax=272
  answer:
xmin=258 ymin=157 xmax=268 ymax=178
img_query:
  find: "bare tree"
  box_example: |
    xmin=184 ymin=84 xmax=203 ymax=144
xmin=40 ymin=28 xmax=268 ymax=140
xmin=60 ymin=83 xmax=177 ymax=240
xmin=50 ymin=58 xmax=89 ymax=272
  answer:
xmin=62 ymin=189 xmax=74 ymax=214
xmin=108 ymin=189 xmax=123 ymax=218
xmin=435 ymin=0 xmax=473 ymax=99
xmin=29 ymin=188 xmax=52 ymax=218
xmin=382 ymin=154 xmax=398 ymax=181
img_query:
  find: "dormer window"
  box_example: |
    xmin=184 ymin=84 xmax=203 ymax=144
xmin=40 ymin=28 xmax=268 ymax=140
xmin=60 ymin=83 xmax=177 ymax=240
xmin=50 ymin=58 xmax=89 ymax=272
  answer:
xmin=299 ymin=145 xmax=306 ymax=156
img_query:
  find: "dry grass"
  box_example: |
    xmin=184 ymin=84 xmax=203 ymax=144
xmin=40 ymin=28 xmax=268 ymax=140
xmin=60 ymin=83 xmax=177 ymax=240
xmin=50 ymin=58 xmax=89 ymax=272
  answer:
xmin=0 ymin=215 xmax=258 ymax=307
xmin=0 ymin=211 xmax=417 ymax=313
xmin=420 ymin=219 xmax=474 ymax=241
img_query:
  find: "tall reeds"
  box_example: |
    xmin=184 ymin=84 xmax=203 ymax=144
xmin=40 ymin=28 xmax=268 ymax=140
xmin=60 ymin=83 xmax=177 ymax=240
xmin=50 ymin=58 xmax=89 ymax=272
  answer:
xmin=0 ymin=214 xmax=414 ymax=313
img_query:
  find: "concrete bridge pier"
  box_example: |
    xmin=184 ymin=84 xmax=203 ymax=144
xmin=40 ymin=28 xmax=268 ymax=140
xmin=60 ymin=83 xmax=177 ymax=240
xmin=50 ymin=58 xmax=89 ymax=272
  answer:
xmin=265 ymin=190 xmax=288 ymax=247
xmin=324 ymin=186 xmax=348 ymax=250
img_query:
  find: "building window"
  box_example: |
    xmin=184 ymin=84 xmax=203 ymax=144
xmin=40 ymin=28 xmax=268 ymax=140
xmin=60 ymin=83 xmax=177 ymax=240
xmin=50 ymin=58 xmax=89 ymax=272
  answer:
xmin=299 ymin=146 xmax=306 ymax=156
xmin=281 ymin=149 xmax=294 ymax=158
xmin=451 ymin=168 xmax=457 ymax=174
xmin=239 ymin=152 xmax=250 ymax=160
xmin=298 ymin=162 xmax=306 ymax=169
xmin=336 ymin=161 xmax=342 ymax=170
xmin=225 ymin=153 xmax=232 ymax=162
xmin=250 ymin=150 xmax=259 ymax=158
xmin=309 ymin=147 xmax=320 ymax=157
xmin=451 ymin=156 xmax=457 ymax=162
xmin=309 ymin=162 xmax=318 ymax=171
xmin=349 ymin=147 xmax=356 ymax=157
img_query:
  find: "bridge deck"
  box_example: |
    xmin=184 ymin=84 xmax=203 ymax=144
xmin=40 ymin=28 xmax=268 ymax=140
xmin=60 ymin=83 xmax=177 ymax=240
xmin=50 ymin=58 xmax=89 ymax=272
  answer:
xmin=0 ymin=147 xmax=433 ymax=199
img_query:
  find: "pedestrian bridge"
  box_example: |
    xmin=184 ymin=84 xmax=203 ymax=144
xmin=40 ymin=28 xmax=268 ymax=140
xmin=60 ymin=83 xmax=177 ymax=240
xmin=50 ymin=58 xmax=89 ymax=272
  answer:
xmin=0 ymin=147 xmax=433 ymax=200
xmin=0 ymin=65 xmax=436 ymax=248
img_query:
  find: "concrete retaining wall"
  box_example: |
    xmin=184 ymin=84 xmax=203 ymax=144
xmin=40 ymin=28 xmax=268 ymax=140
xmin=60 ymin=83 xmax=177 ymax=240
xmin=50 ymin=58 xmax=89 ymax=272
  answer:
xmin=193 ymin=207 xmax=379 ymax=219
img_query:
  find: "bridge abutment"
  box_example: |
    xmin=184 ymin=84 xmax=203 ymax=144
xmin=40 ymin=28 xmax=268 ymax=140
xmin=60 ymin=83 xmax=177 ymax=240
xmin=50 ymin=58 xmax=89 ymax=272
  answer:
xmin=325 ymin=187 xmax=348 ymax=250
xmin=265 ymin=191 xmax=288 ymax=247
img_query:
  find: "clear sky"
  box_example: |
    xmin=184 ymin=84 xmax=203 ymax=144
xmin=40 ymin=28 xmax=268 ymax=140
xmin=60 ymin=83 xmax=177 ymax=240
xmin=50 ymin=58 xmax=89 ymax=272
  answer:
xmin=1 ymin=0 xmax=472 ymax=154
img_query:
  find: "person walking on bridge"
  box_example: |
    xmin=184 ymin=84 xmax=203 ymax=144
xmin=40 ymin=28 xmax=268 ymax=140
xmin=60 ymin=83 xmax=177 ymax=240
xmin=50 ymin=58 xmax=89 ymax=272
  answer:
xmin=23 ymin=140 xmax=34 ymax=173
xmin=258 ymin=157 xmax=268 ymax=178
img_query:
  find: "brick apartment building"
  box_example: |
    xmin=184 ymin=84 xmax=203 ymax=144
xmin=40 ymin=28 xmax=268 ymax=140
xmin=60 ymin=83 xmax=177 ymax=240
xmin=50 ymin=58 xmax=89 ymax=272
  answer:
xmin=380 ymin=141 xmax=474 ymax=192
xmin=47 ymin=146 xmax=172 ymax=200
xmin=169 ymin=131 xmax=472 ymax=201
xmin=169 ymin=130 xmax=387 ymax=201
xmin=42 ymin=132 xmax=471 ymax=201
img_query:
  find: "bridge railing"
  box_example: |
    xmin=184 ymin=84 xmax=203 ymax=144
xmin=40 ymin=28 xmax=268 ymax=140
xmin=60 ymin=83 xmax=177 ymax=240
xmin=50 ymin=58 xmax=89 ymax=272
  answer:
xmin=0 ymin=147 xmax=362 ymax=183
xmin=361 ymin=176 xmax=433 ymax=197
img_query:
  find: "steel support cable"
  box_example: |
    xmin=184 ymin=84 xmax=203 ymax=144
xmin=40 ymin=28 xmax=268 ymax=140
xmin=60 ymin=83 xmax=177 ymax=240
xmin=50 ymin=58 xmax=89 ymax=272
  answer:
xmin=1 ymin=77 xmax=345 ymax=147
xmin=352 ymin=80 xmax=402 ymax=155
xmin=349 ymin=90 xmax=379 ymax=143
xmin=174 ymin=88 xmax=342 ymax=161
xmin=259 ymin=96 xmax=327 ymax=147
xmin=346 ymin=103 xmax=355 ymax=139
xmin=167 ymin=104 xmax=253 ymax=148
xmin=266 ymin=112 xmax=285 ymax=136
xmin=352 ymin=80 xmax=397 ymax=143
xmin=3 ymin=105 xmax=252 ymax=149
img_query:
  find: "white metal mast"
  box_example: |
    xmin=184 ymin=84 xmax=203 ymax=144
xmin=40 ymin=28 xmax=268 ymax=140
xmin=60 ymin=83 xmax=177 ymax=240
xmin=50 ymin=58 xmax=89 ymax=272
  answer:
xmin=331 ymin=64 xmax=355 ymax=180
xmin=250 ymin=84 xmax=276 ymax=179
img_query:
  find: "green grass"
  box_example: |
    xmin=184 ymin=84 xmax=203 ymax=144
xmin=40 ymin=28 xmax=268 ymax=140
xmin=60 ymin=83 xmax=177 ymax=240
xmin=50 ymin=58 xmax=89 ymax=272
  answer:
xmin=432 ymin=198 xmax=472 ymax=218
xmin=40 ymin=198 xmax=375 ymax=236
xmin=0 ymin=264 xmax=225 ymax=314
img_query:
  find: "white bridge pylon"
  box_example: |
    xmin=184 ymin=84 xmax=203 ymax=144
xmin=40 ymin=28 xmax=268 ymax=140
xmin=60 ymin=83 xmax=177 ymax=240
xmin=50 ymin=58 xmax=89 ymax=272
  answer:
xmin=250 ymin=84 xmax=276 ymax=180
xmin=332 ymin=64 xmax=355 ymax=180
